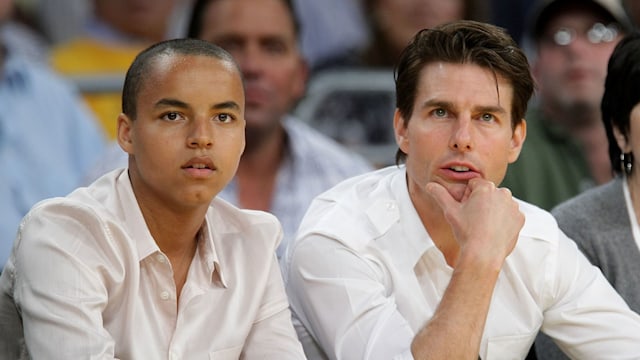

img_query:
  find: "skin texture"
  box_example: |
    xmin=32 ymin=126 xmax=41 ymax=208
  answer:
xmin=393 ymin=62 xmax=526 ymax=358
xmin=117 ymin=53 xmax=245 ymax=296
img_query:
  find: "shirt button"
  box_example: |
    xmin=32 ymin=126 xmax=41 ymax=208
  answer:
xmin=386 ymin=202 xmax=396 ymax=211
xmin=156 ymin=254 xmax=166 ymax=263
xmin=169 ymin=351 xmax=178 ymax=360
xmin=160 ymin=291 xmax=170 ymax=300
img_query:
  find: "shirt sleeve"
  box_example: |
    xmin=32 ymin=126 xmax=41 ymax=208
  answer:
xmin=242 ymin=252 xmax=306 ymax=359
xmin=540 ymin=231 xmax=640 ymax=358
xmin=287 ymin=234 xmax=416 ymax=360
xmin=11 ymin=204 xmax=118 ymax=359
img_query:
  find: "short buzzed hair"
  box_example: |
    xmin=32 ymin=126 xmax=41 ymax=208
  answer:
xmin=121 ymin=38 xmax=240 ymax=119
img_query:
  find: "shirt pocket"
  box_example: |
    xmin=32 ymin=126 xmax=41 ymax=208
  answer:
xmin=209 ymin=344 xmax=243 ymax=360
xmin=485 ymin=333 xmax=535 ymax=360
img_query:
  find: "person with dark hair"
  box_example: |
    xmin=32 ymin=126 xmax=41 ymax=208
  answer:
xmin=0 ymin=38 xmax=305 ymax=359
xmin=282 ymin=20 xmax=640 ymax=359
xmin=535 ymin=30 xmax=640 ymax=359
xmin=501 ymin=0 xmax=633 ymax=210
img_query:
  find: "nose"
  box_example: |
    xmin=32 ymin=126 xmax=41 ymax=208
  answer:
xmin=449 ymin=117 xmax=473 ymax=152
xmin=188 ymin=117 xmax=213 ymax=149
xmin=235 ymin=45 xmax=263 ymax=78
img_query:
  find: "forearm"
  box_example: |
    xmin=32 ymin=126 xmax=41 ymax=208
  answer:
xmin=411 ymin=254 xmax=502 ymax=359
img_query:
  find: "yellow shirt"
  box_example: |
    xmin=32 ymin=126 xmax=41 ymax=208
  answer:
xmin=51 ymin=38 xmax=145 ymax=139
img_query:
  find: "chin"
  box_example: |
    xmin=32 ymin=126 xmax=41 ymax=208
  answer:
xmin=447 ymin=184 xmax=468 ymax=202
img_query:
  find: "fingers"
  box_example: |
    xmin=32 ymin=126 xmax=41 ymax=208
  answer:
xmin=426 ymin=182 xmax=457 ymax=213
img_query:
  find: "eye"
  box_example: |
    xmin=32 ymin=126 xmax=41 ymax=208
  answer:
xmin=480 ymin=113 xmax=495 ymax=122
xmin=161 ymin=112 xmax=184 ymax=121
xmin=433 ymin=108 xmax=447 ymax=118
xmin=264 ymin=39 xmax=287 ymax=55
xmin=216 ymin=113 xmax=235 ymax=123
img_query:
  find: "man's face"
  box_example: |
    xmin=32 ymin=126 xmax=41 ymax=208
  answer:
xmin=534 ymin=8 xmax=622 ymax=114
xmin=394 ymin=62 xmax=525 ymax=202
xmin=198 ymin=0 xmax=307 ymax=140
xmin=117 ymin=54 xmax=245 ymax=211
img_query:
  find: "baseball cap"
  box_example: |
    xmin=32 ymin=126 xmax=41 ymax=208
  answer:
xmin=528 ymin=0 xmax=633 ymax=41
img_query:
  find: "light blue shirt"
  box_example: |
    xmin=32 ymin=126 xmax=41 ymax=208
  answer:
xmin=0 ymin=50 xmax=107 ymax=269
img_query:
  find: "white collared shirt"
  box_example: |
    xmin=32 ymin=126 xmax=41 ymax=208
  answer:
xmin=0 ymin=168 xmax=305 ymax=359
xmin=283 ymin=166 xmax=640 ymax=360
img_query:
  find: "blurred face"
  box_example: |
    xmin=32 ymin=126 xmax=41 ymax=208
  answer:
xmin=0 ymin=0 xmax=12 ymax=24
xmin=373 ymin=0 xmax=464 ymax=52
xmin=198 ymin=0 xmax=307 ymax=145
xmin=394 ymin=62 xmax=525 ymax=202
xmin=94 ymin=0 xmax=176 ymax=42
xmin=534 ymin=8 xmax=622 ymax=114
xmin=117 ymin=54 xmax=245 ymax=212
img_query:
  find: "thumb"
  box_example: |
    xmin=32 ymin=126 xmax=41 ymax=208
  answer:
xmin=425 ymin=182 xmax=458 ymax=214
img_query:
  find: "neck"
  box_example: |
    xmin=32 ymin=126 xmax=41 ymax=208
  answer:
xmin=409 ymin=181 xmax=460 ymax=267
xmin=235 ymin=126 xmax=287 ymax=211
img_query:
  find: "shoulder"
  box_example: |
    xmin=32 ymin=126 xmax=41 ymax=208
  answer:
xmin=552 ymin=179 xmax=623 ymax=219
xmin=208 ymin=197 xmax=283 ymax=251
xmin=517 ymin=199 xmax=562 ymax=243
xmin=5 ymin=54 xmax=77 ymax=94
xmin=295 ymin=166 xmax=399 ymax=247
xmin=551 ymin=179 xmax=628 ymax=240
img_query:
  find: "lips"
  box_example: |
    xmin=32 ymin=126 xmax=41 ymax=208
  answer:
xmin=440 ymin=162 xmax=481 ymax=181
xmin=182 ymin=157 xmax=216 ymax=171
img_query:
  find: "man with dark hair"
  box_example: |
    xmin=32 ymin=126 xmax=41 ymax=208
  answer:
xmin=283 ymin=20 xmax=640 ymax=359
xmin=0 ymin=38 xmax=305 ymax=359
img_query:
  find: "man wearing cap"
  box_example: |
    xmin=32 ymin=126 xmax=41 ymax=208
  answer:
xmin=501 ymin=0 xmax=633 ymax=210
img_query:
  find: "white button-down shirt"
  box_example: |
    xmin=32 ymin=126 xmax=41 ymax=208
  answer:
xmin=283 ymin=166 xmax=640 ymax=360
xmin=0 ymin=169 xmax=305 ymax=359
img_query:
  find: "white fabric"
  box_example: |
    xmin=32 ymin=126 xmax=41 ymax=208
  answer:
xmin=284 ymin=166 xmax=640 ymax=360
xmin=0 ymin=168 xmax=305 ymax=359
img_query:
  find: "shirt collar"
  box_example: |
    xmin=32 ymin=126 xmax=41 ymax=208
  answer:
xmin=369 ymin=167 xmax=435 ymax=270
xmin=115 ymin=169 xmax=226 ymax=286
xmin=200 ymin=216 xmax=227 ymax=287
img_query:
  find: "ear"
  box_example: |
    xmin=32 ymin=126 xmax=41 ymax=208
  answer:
xmin=393 ymin=109 xmax=410 ymax=155
xmin=117 ymin=113 xmax=135 ymax=155
xmin=507 ymin=119 xmax=527 ymax=164
xmin=613 ymin=126 xmax=632 ymax=153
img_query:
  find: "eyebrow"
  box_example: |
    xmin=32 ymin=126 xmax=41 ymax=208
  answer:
xmin=420 ymin=99 xmax=507 ymax=115
xmin=154 ymin=98 xmax=241 ymax=112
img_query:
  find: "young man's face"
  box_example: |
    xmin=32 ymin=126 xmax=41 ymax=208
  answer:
xmin=394 ymin=62 xmax=525 ymax=202
xmin=118 ymin=54 xmax=245 ymax=211
xmin=197 ymin=0 xmax=307 ymax=139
